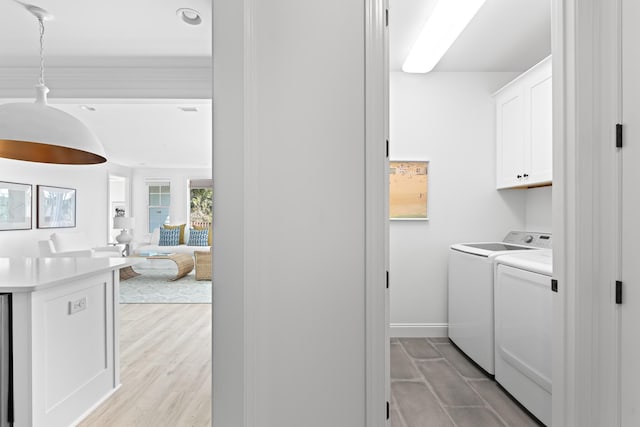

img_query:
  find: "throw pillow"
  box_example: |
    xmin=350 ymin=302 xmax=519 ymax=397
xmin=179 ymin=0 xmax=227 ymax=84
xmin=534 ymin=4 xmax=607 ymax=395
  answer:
xmin=163 ymin=224 xmax=186 ymax=244
xmin=158 ymin=227 xmax=180 ymax=246
xmin=187 ymin=228 xmax=209 ymax=246
xmin=194 ymin=224 xmax=212 ymax=246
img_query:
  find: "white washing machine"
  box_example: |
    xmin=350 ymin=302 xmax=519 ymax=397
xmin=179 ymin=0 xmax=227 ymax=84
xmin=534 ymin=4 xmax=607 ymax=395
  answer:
xmin=494 ymin=249 xmax=553 ymax=426
xmin=448 ymin=231 xmax=552 ymax=375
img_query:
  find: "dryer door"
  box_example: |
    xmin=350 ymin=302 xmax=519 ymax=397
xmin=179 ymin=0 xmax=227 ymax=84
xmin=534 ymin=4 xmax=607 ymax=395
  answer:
xmin=495 ymin=264 xmax=552 ymax=425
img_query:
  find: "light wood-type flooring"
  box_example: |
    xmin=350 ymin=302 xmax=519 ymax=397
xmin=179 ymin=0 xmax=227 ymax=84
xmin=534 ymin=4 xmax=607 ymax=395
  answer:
xmin=79 ymin=304 xmax=212 ymax=427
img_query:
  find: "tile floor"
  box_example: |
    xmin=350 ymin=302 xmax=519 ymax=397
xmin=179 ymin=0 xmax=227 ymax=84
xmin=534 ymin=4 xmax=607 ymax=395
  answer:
xmin=390 ymin=337 xmax=543 ymax=427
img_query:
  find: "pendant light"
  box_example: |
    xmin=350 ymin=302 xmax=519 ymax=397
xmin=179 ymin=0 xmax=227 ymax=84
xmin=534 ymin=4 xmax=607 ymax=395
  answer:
xmin=0 ymin=2 xmax=106 ymax=164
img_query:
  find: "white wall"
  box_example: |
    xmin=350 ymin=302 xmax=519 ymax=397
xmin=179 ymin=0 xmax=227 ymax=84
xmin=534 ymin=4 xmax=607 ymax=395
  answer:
xmin=525 ymin=186 xmax=552 ymax=232
xmin=389 ymin=72 xmax=528 ymax=336
xmin=0 ymin=158 xmax=108 ymax=257
xmin=213 ymin=0 xmax=379 ymax=425
xmin=131 ymin=167 xmax=210 ymax=240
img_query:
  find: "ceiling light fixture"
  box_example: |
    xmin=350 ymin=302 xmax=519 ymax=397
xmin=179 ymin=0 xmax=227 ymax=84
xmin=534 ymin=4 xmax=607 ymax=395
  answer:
xmin=176 ymin=8 xmax=202 ymax=26
xmin=178 ymin=106 xmax=199 ymax=112
xmin=402 ymin=0 xmax=487 ymax=73
xmin=0 ymin=2 xmax=106 ymax=164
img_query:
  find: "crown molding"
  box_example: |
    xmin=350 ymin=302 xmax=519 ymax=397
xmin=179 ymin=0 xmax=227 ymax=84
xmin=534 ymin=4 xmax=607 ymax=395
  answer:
xmin=0 ymin=56 xmax=211 ymax=99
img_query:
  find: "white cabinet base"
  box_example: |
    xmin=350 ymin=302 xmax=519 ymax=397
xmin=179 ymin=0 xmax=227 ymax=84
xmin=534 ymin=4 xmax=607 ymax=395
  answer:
xmin=12 ymin=271 xmax=120 ymax=427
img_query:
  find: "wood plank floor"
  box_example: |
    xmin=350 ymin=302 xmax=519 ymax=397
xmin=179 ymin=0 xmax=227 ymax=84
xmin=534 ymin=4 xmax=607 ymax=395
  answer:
xmin=79 ymin=304 xmax=212 ymax=427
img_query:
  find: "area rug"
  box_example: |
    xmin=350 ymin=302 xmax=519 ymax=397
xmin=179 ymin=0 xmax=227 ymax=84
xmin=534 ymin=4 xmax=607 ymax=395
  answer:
xmin=119 ymin=269 xmax=211 ymax=304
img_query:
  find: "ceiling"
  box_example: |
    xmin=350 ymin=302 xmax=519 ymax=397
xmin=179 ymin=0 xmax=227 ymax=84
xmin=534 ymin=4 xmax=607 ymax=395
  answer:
xmin=390 ymin=0 xmax=551 ymax=72
xmin=50 ymin=100 xmax=212 ymax=169
xmin=0 ymin=0 xmax=211 ymax=60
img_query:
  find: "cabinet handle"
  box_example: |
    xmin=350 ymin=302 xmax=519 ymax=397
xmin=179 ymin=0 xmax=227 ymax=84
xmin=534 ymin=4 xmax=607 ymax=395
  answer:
xmin=517 ymin=174 xmax=522 ymax=179
xmin=523 ymin=173 xmax=529 ymax=178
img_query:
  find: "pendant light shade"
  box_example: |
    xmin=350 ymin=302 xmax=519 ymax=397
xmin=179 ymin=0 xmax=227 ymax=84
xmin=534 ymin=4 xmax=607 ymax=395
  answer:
xmin=0 ymin=89 xmax=106 ymax=164
xmin=0 ymin=3 xmax=107 ymax=165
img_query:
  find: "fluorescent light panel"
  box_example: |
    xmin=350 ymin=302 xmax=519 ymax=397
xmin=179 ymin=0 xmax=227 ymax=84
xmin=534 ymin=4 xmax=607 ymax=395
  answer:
xmin=402 ymin=0 xmax=487 ymax=73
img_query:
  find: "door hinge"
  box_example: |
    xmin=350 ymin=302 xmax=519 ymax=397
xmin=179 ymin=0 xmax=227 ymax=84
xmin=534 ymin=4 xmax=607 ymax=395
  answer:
xmin=385 ymin=9 xmax=389 ymax=27
xmin=386 ymin=139 xmax=389 ymax=158
xmin=551 ymin=279 xmax=558 ymax=293
xmin=386 ymin=271 xmax=389 ymax=289
xmin=616 ymin=123 xmax=623 ymax=148
xmin=386 ymin=401 xmax=390 ymax=420
xmin=616 ymin=280 xmax=623 ymax=304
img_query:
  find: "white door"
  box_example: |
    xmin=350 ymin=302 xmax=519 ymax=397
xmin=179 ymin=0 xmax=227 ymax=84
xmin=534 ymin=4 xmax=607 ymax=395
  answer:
xmin=621 ymin=0 xmax=640 ymax=423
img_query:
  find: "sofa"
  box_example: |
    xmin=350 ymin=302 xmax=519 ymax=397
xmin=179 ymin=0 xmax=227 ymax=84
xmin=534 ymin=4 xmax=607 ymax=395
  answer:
xmin=133 ymin=226 xmax=211 ymax=256
xmin=39 ymin=232 xmax=124 ymax=258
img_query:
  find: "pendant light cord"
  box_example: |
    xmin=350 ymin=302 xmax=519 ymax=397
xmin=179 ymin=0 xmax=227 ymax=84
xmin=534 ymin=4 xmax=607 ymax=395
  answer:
xmin=38 ymin=17 xmax=45 ymax=86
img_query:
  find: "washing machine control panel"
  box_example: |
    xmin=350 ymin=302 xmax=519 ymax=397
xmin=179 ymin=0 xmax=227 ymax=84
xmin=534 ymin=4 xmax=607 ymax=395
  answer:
xmin=503 ymin=231 xmax=552 ymax=249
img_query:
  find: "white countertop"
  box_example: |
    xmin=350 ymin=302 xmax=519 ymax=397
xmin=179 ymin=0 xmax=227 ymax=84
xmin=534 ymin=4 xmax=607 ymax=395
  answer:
xmin=0 ymin=257 xmax=145 ymax=292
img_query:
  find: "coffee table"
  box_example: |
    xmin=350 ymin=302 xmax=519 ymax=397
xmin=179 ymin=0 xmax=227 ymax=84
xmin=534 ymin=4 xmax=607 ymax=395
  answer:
xmin=122 ymin=252 xmax=195 ymax=281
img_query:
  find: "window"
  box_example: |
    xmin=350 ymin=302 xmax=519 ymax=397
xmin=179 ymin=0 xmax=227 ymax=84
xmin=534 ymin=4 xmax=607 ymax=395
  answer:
xmin=148 ymin=184 xmax=170 ymax=232
xmin=189 ymin=179 xmax=212 ymax=228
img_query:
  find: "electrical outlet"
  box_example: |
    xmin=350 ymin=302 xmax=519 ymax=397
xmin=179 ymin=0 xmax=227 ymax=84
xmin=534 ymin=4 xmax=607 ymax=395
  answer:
xmin=69 ymin=297 xmax=87 ymax=315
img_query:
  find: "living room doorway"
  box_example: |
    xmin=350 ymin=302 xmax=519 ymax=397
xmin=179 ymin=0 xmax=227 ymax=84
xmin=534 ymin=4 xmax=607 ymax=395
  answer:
xmin=108 ymin=173 xmax=131 ymax=246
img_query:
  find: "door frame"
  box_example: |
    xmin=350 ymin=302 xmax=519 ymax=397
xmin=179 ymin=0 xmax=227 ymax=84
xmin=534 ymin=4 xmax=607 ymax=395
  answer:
xmin=365 ymin=0 xmax=389 ymax=424
xmin=552 ymin=0 xmax=621 ymax=425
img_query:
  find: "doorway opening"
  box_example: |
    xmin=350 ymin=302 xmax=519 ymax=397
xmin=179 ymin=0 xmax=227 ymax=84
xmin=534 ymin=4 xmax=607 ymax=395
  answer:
xmin=387 ymin=0 xmax=552 ymax=425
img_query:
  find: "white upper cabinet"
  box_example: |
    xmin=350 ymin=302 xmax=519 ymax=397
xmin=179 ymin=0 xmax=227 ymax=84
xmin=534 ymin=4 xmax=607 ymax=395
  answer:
xmin=495 ymin=56 xmax=552 ymax=189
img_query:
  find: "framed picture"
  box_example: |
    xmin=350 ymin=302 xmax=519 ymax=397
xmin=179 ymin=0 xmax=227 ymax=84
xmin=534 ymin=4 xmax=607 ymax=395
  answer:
xmin=0 ymin=181 xmax=32 ymax=231
xmin=389 ymin=160 xmax=429 ymax=220
xmin=37 ymin=185 xmax=76 ymax=228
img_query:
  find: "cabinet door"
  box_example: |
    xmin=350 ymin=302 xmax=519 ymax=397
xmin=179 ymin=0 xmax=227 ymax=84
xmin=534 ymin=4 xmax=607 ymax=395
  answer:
xmin=496 ymin=86 xmax=526 ymax=188
xmin=524 ymin=64 xmax=553 ymax=186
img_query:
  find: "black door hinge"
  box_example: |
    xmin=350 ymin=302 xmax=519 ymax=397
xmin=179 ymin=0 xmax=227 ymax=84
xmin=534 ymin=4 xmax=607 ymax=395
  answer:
xmin=386 ymin=139 xmax=389 ymax=158
xmin=616 ymin=280 xmax=623 ymax=304
xmin=551 ymin=279 xmax=558 ymax=293
xmin=386 ymin=271 xmax=389 ymax=289
xmin=616 ymin=123 xmax=623 ymax=148
xmin=386 ymin=401 xmax=390 ymax=420
xmin=385 ymin=9 xmax=389 ymax=27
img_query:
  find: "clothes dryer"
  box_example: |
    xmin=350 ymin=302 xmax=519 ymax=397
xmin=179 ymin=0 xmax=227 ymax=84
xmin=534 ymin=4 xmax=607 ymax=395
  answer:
xmin=493 ymin=249 xmax=553 ymax=426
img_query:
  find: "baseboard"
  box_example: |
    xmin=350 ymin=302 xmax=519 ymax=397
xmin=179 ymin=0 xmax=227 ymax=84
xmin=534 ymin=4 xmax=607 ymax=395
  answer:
xmin=389 ymin=323 xmax=448 ymax=338
xmin=69 ymin=384 xmax=121 ymax=427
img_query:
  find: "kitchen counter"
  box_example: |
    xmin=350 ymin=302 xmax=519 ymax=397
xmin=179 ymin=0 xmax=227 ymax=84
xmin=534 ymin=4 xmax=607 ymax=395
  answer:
xmin=1 ymin=256 xmax=142 ymax=427
xmin=0 ymin=256 xmax=144 ymax=292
